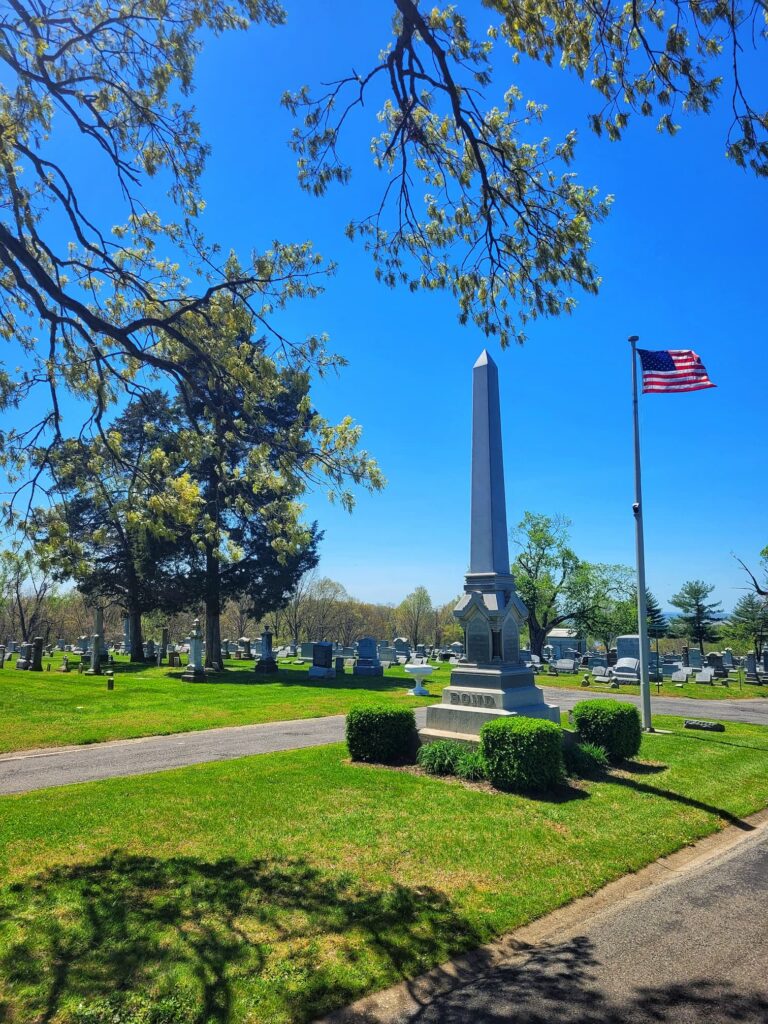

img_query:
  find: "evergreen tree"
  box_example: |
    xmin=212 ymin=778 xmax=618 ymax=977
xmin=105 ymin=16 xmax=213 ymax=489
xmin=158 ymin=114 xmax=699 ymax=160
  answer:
xmin=725 ymin=594 xmax=768 ymax=658
xmin=645 ymin=591 xmax=668 ymax=639
xmin=669 ymin=580 xmax=723 ymax=654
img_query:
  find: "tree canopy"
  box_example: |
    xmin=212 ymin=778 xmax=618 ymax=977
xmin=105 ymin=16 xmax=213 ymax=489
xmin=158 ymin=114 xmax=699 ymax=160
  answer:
xmin=669 ymin=578 xmax=723 ymax=652
xmin=1 ymin=0 xmax=764 ymax=493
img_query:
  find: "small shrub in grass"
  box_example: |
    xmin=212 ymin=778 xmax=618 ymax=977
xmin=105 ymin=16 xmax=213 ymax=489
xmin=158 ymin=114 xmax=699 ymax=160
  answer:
xmin=455 ymin=748 xmax=487 ymax=782
xmin=480 ymin=717 xmax=564 ymax=792
xmin=572 ymin=700 xmax=642 ymax=763
xmin=565 ymin=741 xmax=609 ymax=778
xmin=417 ymin=739 xmax=465 ymax=775
xmin=346 ymin=705 xmax=416 ymax=764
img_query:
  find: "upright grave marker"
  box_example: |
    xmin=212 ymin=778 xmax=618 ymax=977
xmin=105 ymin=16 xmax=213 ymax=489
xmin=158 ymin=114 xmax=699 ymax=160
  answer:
xmin=422 ymin=351 xmax=559 ymax=741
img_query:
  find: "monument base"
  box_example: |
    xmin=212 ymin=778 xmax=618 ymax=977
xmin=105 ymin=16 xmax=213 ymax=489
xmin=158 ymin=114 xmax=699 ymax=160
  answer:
xmin=422 ymin=663 xmax=560 ymax=741
xmin=254 ymin=658 xmax=278 ymax=674
xmin=181 ymin=668 xmax=207 ymax=683
xmin=353 ymin=665 xmax=383 ymax=677
xmin=308 ymin=666 xmax=336 ymax=680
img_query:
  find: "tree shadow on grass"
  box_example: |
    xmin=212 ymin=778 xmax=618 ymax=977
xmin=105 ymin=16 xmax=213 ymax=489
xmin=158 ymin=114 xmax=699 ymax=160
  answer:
xmin=333 ymin=935 xmax=768 ymax=1023
xmin=602 ymin=774 xmax=757 ymax=831
xmin=0 ymin=852 xmax=483 ymax=1024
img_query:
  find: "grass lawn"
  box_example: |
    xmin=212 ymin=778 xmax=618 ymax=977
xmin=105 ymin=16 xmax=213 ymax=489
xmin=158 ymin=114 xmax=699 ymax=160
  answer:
xmin=538 ymin=669 xmax=763 ymax=701
xmin=1 ymin=655 xmax=764 ymax=755
xmin=1 ymin=716 xmax=767 ymax=1023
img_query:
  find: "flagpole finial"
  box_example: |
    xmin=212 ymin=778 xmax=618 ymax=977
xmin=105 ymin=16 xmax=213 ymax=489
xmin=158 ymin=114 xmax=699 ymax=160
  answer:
xmin=628 ymin=335 xmax=639 ymax=344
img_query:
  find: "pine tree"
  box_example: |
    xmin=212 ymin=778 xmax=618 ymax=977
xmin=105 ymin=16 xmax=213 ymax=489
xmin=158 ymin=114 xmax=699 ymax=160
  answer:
xmin=669 ymin=580 xmax=723 ymax=654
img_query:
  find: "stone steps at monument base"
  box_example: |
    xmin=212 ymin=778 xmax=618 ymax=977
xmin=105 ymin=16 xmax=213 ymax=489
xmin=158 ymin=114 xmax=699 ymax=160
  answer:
xmin=417 ymin=728 xmax=480 ymax=747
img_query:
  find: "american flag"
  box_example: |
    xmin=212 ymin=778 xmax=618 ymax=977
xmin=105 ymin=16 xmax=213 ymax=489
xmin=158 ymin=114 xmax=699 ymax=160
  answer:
xmin=637 ymin=349 xmax=716 ymax=394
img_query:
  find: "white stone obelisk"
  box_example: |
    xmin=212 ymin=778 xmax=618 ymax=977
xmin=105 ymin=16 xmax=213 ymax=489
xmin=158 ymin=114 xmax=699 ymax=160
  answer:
xmin=422 ymin=350 xmax=559 ymax=741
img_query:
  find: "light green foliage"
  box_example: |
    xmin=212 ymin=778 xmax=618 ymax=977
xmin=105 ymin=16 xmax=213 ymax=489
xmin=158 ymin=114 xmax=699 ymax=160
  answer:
xmin=564 ymin=741 xmax=609 ymax=778
xmin=417 ymin=739 xmax=465 ymax=775
xmin=284 ymin=0 xmax=766 ymax=348
xmin=396 ymin=586 xmax=434 ymax=647
xmin=511 ymin=511 xmax=633 ymax=654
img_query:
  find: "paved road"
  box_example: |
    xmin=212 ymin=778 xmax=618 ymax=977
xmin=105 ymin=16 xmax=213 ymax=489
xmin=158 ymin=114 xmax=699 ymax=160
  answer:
xmin=324 ymin=822 xmax=768 ymax=1023
xmin=1 ymin=689 xmax=767 ymax=796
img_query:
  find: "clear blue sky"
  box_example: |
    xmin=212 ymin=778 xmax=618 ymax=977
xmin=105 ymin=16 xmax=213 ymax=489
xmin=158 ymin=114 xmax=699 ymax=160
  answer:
xmin=17 ymin=2 xmax=768 ymax=611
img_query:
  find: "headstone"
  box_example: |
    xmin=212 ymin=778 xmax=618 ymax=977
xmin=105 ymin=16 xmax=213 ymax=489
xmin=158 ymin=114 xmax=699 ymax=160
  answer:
xmin=6 ymin=640 xmax=16 ymax=655
xmin=0 ymin=645 xmax=5 ymax=668
xmin=353 ymin=636 xmax=383 ymax=677
xmin=422 ymin=351 xmax=559 ymax=742
xmin=706 ymin=652 xmax=726 ymax=678
xmin=762 ymin=649 xmax=768 ymax=673
xmin=254 ymin=630 xmax=277 ymax=674
xmin=56 ymin=637 xmax=65 ymax=651
xmin=222 ymin=639 xmax=231 ymax=657
xmin=334 ymin=655 xmax=345 ymax=674
xmin=308 ymin=642 xmax=336 ymax=680
xmin=160 ymin=627 xmax=169 ymax=662
xmin=181 ymin=620 xmax=206 ymax=682
xmin=722 ymin=648 xmax=735 ymax=669
xmin=238 ymin=637 xmax=252 ymax=659
xmin=688 ymin=648 xmax=703 ymax=670
xmin=57 ymin=655 xmax=70 ymax=673
xmin=745 ymin=652 xmax=760 ymax=683
xmin=299 ymin=642 xmax=314 ymax=661
xmin=612 ymin=658 xmax=640 ymax=684
xmin=695 ymin=668 xmax=715 ymax=684
xmin=122 ymin=615 xmax=132 ymax=656
xmin=144 ymin=639 xmax=156 ymax=662
xmin=682 ymin=645 xmax=689 ymax=668
xmin=94 ymin=608 xmax=108 ymax=660
xmin=29 ymin=636 xmax=44 ymax=672
xmin=86 ymin=634 xmax=103 ymax=675
xmin=16 ymin=642 xmax=32 ymax=670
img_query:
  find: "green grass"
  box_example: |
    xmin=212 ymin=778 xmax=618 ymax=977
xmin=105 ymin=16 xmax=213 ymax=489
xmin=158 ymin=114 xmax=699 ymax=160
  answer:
xmin=539 ymin=669 xmax=763 ymax=701
xmin=0 ymin=655 xmax=441 ymax=754
xmin=0 ymin=655 xmax=763 ymax=755
xmin=1 ymin=716 xmax=767 ymax=1023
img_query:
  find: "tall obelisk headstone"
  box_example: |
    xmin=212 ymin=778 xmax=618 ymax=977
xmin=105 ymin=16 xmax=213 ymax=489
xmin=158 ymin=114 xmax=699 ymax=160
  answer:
xmin=422 ymin=351 xmax=559 ymax=741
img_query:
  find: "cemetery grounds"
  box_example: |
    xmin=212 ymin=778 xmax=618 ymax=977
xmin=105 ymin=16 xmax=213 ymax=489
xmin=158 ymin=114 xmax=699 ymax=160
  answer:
xmin=0 ymin=654 xmax=761 ymax=754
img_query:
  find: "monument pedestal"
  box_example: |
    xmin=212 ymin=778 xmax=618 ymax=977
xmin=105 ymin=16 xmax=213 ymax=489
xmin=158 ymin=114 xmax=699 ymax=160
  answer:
xmin=254 ymin=658 xmax=277 ymax=674
xmin=422 ymin=664 xmax=559 ymax=742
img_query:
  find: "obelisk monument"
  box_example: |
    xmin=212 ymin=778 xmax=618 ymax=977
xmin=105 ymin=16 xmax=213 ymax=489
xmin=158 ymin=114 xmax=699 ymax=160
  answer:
xmin=422 ymin=351 xmax=559 ymax=741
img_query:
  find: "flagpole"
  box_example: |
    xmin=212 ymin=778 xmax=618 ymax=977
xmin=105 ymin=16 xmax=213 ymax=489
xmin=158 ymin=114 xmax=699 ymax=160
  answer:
xmin=629 ymin=336 xmax=653 ymax=731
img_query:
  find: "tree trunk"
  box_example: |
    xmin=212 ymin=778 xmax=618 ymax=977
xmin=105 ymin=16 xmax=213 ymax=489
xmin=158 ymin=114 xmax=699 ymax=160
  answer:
xmin=204 ymin=541 xmax=223 ymax=670
xmin=129 ymin=608 xmax=144 ymax=663
xmin=528 ymin=621 xmax=547 ymax=658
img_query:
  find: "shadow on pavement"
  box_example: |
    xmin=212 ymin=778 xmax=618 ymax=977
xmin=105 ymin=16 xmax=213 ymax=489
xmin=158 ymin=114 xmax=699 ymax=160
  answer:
xmin=337 ymin=935 xmax=768 ymax=1023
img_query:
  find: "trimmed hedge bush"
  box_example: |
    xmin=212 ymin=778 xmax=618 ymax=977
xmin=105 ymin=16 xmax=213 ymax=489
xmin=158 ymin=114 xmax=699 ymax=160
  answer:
xmin=480 ymin=717 xmax=564 ymax=792
xmin=417 ymin=740 xmax=465 ymax=775
xmin=572 ymin=700 xmax=642 ymax=763
xmin=564 ymin=741 xmax=609 ymax=778
xmin=346 ymin=705 xmax=416 ymax=764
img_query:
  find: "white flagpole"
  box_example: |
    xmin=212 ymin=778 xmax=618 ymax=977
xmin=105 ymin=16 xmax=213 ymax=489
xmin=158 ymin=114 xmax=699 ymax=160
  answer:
xmin=629 ymin=336 xmax=653 ymax=731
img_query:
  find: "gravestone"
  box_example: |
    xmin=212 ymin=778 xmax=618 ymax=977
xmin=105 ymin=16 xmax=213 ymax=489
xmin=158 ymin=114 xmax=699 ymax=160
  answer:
xmin=0 ymin=645 xmax=4 ymax=668
xmin=254 ymin=630 xmax=277 ymax=674
xmin=144 ymin=639 xmax=156 ymax=662
xmin=6 ymin=640 xmax=16 ymax=655
xmin=706 ymin=652 xmax=726 ymax=678
xmin=160 ymin=627 xmax=169 ymax=662
xmin=56 ymin=638 xmax=65 ymax=651
xmin=122 ymin=614 xmax=133 ymax=656
xmin=29 ymin=636 xmax=44 ymax=672
xmin=422 ymin=351 xmax=559 ymax=742
xmin=94 ymin=608 xmax=108 ymax=660
xmin=57 ymin=655 xmax=70 ymax=673
xmin=238 ymin=637 xmax=252 ymax=659
xmin=722 ymin=648 xmax=735 ymax=669
xmin=763 ymin=649 xmax=768 ymax=673
xmin=308 ymin=642 xmax=336 ymax=680
xmin=334 ymin=655 xmax=345 ymax=674
xmin=745 ymin=652 xmax=760 ymax=683
xmin=222 ymin=639 xmax=232 ymax=657
xmin=299 ymin=642 xmax=314 ymax=661
xmin=682 ymin=646 xmax=689 ymax=668
xmin=16 ymin=643 xmax=32 ymax=670
xmin=612 ymin=658 xmax=640 ymax=684
xmin=353 ymin=636 xmax=383 ymax=677
xmin=182 ymin=620 xmax=206 ymax=682
xmin=85 ymin=634 xmax=103 ymax=675
xmin=688 ymin=648 xmax=703 ymax=670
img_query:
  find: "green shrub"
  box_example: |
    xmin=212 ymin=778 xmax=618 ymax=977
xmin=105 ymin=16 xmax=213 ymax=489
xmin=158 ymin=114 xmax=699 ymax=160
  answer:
xmin=455 ymin=748 xmax=487 ymax=781
xmin=345 ymin=705 xmax=416 ymax=764
xmin=564 ymin=741 xmax=609 ymax=778
xmin=417 ymin=739 xmax=465 ymax=775
xmin=480 ymin=717 xmax=564 ymax=792
xmin=572 ymin=700 xmax=642 ymax=763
